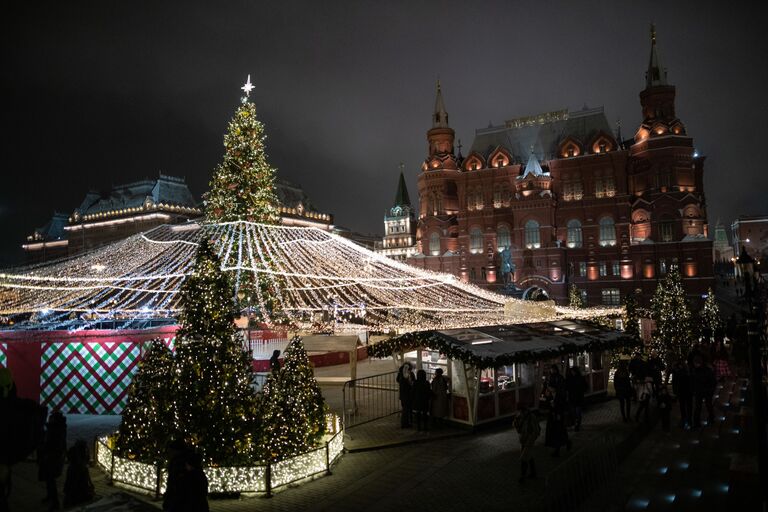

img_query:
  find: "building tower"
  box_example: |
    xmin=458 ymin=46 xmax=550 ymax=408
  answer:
xmin=376 ymin=164 xmax=417 ymax=261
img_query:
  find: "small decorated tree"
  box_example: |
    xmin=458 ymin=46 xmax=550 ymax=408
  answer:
xmin=174 ymin=240 xmax=258 ymax=464
xmin=116 ymin=340 xmax=175 ymax=461
xmin=651 ymin=265 xmax=694 ymax=364
xmin=568 ymin=284 xmax=585 ymax=308
xmin=623 ymin=289 xmax=641 ymax=342
xmin=259 ymin=337 xmax=326 ymax=461
xmin=700 ymin=287 xmax=723 ymax=341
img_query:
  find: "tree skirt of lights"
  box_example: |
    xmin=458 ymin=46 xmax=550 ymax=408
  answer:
xmin=0 ymin=221 xmax=611 ymax=331
xmin=96 ymin=414 xmax=344 ymax=496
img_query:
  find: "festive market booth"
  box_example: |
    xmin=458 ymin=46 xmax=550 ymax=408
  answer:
xmin=369 ymin=319 xmax=632 ymax=427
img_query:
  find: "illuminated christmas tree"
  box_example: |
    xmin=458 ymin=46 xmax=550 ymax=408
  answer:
xmin=568 ymin=284 xmax=585 ymax=308
xmin=651 ymin=265 xmax=693 ymax=363
xmin=622 ymin=289 xmax=641 ymax=342
xmin=700 ymin=287 xmax=723 ymax=341
xmin=259 ymin=336 xmax=326 ymax=462
xmin=204 ymin=76 xmax=285 ymax=325
xmin=116 ymin=340 xmax=175 ymax=462
xmin=174 ymin=239 xmax=258 ymax=464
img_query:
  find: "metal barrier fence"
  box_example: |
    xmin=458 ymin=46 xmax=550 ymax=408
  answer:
xmin=544 ymin=428 xmax=620 ymax=512
xmin=342 ymin=371 xmax=399 ymax=428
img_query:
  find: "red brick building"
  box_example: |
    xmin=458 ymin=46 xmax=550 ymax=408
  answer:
xmin=408 ymin=28 xmax=713 ymax=307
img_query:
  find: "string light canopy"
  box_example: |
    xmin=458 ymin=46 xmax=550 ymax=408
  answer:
xmin=0 ymin=221 xmax=618 ymax=332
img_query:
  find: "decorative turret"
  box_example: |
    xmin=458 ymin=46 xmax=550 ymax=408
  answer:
xmin=638 ymin=25 xmax=679 ymax=126
xmin=646 ymin=24 xmax=667 ymax=88
xmin=425 ymin=80 xmax=456 ymax=166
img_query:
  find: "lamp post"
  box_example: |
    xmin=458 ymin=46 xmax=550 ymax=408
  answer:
xmin=736 ymin=246 xmax=768 ymax=511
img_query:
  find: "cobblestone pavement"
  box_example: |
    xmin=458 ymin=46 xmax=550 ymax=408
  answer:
xmin=9 ymin=397 xmax=637 ymax=512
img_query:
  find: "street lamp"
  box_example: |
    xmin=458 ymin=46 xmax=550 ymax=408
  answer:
xmin=736 ymin=246 xmax=768 ymax=511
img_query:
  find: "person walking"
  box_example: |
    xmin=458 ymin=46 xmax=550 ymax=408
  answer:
xmin=628 ymin=352 xmax=647 ymax=385
xmin=63 ymin=439 xmax=94 ymax=508
xmin=177 ymin=451 xmax=209 ymax=512
xmin=656 ymin=385 xmax=673 ymax=433
xmin=565 ymin=367 xmax=588 ymax=431
xmin=713 ymin=346 xmax=733 ymax=382
xmin=671 ymin=359 xmax=693 ymax=429
xmin=646 ymin=351 xmax=665 ymax=394
xmin=430 ymin=368 xmax=449 ymax=427
xmin=38 ymin=410 xmax=67 ymax=511
xmin=163 ymin=439 xmax=189 ymax=512
xmin=613 ymin=362 xmax=633 ymax=422
xmin=514 ymin=404 xmax=541 ymax=482
xmin=411 ymin=370 xmax=432 ymax=432
xmin=634 ymin=376 xmax=653 ymax=423
xmin=396 ymin=363 xmax=415 ymax=428
xmin=545 ymin=399 xmax=571 ymax=457
xmin=544 ymin=365 xmax=566 ymax=407
xmin=692 ymin=357 xmax=716 ymax=428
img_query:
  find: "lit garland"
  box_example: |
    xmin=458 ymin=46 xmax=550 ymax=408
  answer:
xmin=96 ymin=414 xmax=344 ymax=496
xmin=0 ymin=221 xmax=620 ymax=331
xmin=367 ymin=321 xmax=638 ymax=369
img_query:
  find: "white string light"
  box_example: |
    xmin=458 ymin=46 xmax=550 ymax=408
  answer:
xmin=0 ymin=221 xmax=619 ymax=331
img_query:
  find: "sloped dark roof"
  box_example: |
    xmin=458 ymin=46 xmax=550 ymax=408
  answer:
xmin=393 ymin=171 xmax=411 ymax=208
xmin=76 ymin=174 xmax=197 ymax=216
xmin=32 ymin=213 xmax=69 ymax=241
xmin=275 ymin=178 xmax=318 ymax=211
xmin=470 ymin=107 xmax=612 ymax=162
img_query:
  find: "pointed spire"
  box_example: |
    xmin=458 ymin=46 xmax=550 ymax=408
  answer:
xmin=393 ymin=163 xmax=411 ymax=208
xmin=616 ymin=118 xmax=624 ymax=149
xmin=433 ymin=79 xmax=449 ymax=128
xmin=521 ymin=146 xmax=545 ymax=178
xmin=646 ymin=23 xmax=667 ymax=88
xmin=457 ymin=139 xmax=464 ymax=160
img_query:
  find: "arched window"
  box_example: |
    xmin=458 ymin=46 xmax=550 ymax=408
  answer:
xmin=474 ymin=187 xmax=484 ymax=211
xmin=497 ymin=225 xmax=511 ymax=251
xmin=566 ymin=219 xmax=583 ymax=248
xmin=524 ymin=220 xmax=540 ymax=249
xmin=429 ymin=232 xmax=441 ymax=256
xmin=470 ymin=227 xmax=483 ymax=254
xmin=599 ymin=217 xmax=617 ymax=247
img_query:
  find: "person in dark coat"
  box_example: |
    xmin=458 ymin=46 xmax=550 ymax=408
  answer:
xmin=565 ymin=367 xmax=588 ymax=431
xmin=175 ymin=451 xmax=209 ymax=512
xmin=430 ymin=368 xmax=450 ymax=426
xmin=545 ymin=399 xmax=571 ymax=457
xmin=38 ymin=410 xmax=67 ymax=511
xmin=634 ymin=376 xmax=653 ymax=423
xmin=544 ymin=365 xmax=566 ymax=408
xmin=692 ymin=357 xmax=716 ymax=428
xmin=628 ymin=352 xmax=647 ymax=385
xmin=656 ymin=385 xmax=672 ymax=433
xmin=646 ymin=352 xmax=665 ymax=394
xmin=670 ymin=359 xmax=693 ymax=429
xmin=269 ymin=350 xmax=281 ymax=374
xmin=514 ymin=404 xmax=541 ymax=482
xmin=163 ymin=439 xmax=189 ymax=512
xmin=613 ymin=362 xmax=633 ymax=422
xmin=396 ymin=363 xmax=415 ymax=428
xmin=63 ymin=439 xmax=94 ymax=508
xmin=411 ymin=369 xmax=432 ymax=431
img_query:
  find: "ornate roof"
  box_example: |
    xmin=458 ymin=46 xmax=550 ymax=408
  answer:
xmin=470 ymin=107 xmax=612 ymax=162
xmin=75 ymin=174 xmax=198 ymax=218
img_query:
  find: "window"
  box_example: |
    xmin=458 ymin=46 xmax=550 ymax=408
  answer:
xmin=579 ymin=262 xmax=587 ymax=277
xmin=563 ymin=181 xmax=583 ymax=201
xmin=660 ymin=219 xmax=674 ymax=242
xmin=493 ymin=185 xmax=503 ymax=208
xmin=594 ymin=177 xmax=615 ymax=198
xmin=599 ymin=217 xmax=617 ymax=247
xmin=612 ymin=260 xmax=620 ymax=276
xmin=566 ymin=219 xmax=583 ymax=248
xmin=599 ymin=261 xmax=607 ymax=277
xmin=525 ymin=220 xmax=541 ymax=249
xmin=580 ymin=290 xmax=588 ymax=305
xmin=601 ymin=288 xmax=620 ymax=306
xmin=659 ymin=258 xmax=667 ymax=274
xmin=469 ymin=227 xmax=483 ymax=254
xmin=429 ymin=232 xmax=440 ymax=256
xmin=496 ymin=225 xmax=511 ymax=251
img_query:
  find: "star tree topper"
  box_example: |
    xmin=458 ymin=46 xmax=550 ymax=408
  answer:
xmin=241 ymin=74 xmax=254 ymax=102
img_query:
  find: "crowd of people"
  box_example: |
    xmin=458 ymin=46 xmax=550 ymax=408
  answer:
xmin=613 ymin=342 xmax=731 ymax=433
xmin=0 ymin=367 xmax=94 ymax=512
xmin=396 ymin=363 xmax=450 ymax=431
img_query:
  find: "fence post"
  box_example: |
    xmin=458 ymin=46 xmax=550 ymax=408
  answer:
xmin=109 ymin=443 xmax=115 ymax=484
xmin=265 ymin=461 xmax=272 ymax=498
xmin=155 ymin=463 xmax=162 ymax=500
xmin=325 ymin=439 xmax=332 ymax=475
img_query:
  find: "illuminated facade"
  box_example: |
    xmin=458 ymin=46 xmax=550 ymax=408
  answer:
xmin=409 ymin=28 xmax=713 ymax=307
xmin=23 ymin=175 xmax=333 ymax=262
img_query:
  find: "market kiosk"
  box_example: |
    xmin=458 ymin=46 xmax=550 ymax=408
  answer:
xmin=369 ymin=319 xmax=631 ymax=427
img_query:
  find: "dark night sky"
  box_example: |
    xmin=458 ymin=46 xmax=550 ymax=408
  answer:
xmin=3 ymin=1 xmax=767 ymax=265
